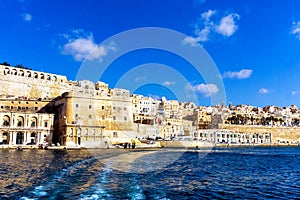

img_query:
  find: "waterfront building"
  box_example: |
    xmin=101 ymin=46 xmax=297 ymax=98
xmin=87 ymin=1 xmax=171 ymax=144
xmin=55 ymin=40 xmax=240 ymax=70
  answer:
xmin=0 ymin=100 xmax=54 ymax=145
xmin=0 ymin=63 xmax=299 ymax=147
xmin=131 ymin=94 xmax=159 ymax=124
xmin=49 ymin=80 xmax=135 ymax=148
xmin=193 ymin=129 xmax=272 ymax=145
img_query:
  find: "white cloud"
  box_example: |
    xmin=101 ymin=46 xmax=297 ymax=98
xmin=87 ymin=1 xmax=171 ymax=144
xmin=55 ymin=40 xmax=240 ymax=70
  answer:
xmin=223 ymin=69 xmax=253 ymax=79
xmin=23 ymin=13 xmax=32 ymax=22
xmin=186 ymin=83 xmax=218 ymax=97
xmin=259 ymin=88 xmax=269 ymax=94
xmin=292 ymin=91 xmax=299 ymax=96
xmin=291 ymin=21 xmax=300 ymax=40
xmin=61 ymin=29 xmax=117 ymax=62
xmin=183 ymin=25 xmax=211 ymax=46
xmin=162 ymin=81 xmax=176 ymax=86
xmin=201 ymin=9 xmax=216 ymax=21
xmin=184 ymin=10 xmax=239 ymax=46
xmin=216 ymin=13 xmax=240 ymax=37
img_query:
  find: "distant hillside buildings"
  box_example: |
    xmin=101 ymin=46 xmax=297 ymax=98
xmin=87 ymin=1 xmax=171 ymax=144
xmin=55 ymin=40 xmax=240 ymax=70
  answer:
xmin=0 ymin=64 xmax=300 ymax=147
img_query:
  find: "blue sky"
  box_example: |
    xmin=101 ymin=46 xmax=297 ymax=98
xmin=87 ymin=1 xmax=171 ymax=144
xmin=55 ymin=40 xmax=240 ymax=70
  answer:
xmin=1 ymin=0 xmax=300 ymax=107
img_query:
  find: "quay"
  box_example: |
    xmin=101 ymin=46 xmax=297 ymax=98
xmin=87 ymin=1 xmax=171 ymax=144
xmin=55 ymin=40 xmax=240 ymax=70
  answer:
xmin=0 ymin=64 xmax=300 ymax=149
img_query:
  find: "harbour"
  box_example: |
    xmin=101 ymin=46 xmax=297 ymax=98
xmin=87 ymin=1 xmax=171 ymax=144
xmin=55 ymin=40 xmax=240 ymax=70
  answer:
xmin=1 ymin=147 xmax=299 ymax=199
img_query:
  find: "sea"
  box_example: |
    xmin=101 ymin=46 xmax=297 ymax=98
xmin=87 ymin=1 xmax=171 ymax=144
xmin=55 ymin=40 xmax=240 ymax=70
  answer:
xmin=0 ymin=147 xmax=300 ymax=199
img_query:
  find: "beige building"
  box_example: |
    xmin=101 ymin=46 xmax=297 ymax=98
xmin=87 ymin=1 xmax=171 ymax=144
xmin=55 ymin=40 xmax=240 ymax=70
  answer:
xmin=131 ymin=94 xmax=159 ymax=124
xmin=0 ymin=97 xmax=54 ymax=145
xmin=49 ymin=80 xmax=135 ymax=148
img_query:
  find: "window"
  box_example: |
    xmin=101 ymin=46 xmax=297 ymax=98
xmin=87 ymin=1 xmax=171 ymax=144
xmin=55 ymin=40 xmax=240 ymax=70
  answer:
xmin=102 ymin=115 xmax=105 ymax=120
xmin=124 ymin=117 xmax=127 ymax=121
xmin=31 ymin=121 xmax=36 ymax=127
xmin=70 ymin=128 xmax=73 ymax=136
xmin=113 ymin=107 xmax=116 ymax=110
xmin=3 ymin=118 xmax=9 ymax=126
xmin=113 ymin=132 xmax=118 ymax=138
xmin=0 ymin=106 xmax=3 ymax=109
xmin=124 ymin=107 xmax=127 ymax=111
xmin=102 ymin=106 xmax=104 ymax=110
xmin=44 ymin=121 xmax=48 ymax=127
xmin=75 ymin=104 xmax=79 ymax=108
xmin=75 ymin=114 xmax=78 ymax=118
xmin=113 ymin=116 xmax=116 ymax=120
xmin=17 ymin=121 xmax=22 ymax=127
xmin=89 ymin=115 xmax=92 ymax=119
xmin=89 ymin=105 xmax=92 ymax=109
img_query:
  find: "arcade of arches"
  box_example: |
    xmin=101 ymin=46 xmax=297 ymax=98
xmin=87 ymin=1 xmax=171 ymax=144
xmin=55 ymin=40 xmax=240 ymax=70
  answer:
xmin=0 ymin=112 xmax=54 ymax=145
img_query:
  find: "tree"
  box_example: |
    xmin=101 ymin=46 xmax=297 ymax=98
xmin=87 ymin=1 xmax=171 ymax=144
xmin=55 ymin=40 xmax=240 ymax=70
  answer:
xmin=1 ymin=61 xmax=10 ymax=66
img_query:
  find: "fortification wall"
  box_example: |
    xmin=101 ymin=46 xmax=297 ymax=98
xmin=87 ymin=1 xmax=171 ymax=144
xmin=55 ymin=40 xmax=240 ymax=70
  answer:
xmin=219 ymin=124 xmax=300 ymax=144
xmin=0 ymin=65 xmax=70 ymax=99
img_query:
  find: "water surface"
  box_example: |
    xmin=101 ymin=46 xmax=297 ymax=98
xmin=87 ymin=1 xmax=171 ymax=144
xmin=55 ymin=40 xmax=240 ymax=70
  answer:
xmin=0 ymin=147 xmax=299 ymax=199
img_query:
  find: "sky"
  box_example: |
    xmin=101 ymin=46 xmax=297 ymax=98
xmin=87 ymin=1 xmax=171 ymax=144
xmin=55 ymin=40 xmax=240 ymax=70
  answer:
xmin=0 ymin=0 xmax=300 ymax=107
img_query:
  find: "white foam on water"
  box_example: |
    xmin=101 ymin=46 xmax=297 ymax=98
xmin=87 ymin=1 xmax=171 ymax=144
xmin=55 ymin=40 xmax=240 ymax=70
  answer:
xmin=79 ymin=161 xmax=113 ymax=200
xmin=19 ymin=197 xmax=37 ymax=200
xmin=21 ymin=157 xmax=97 ymax=199
xmin=32 ymin=185 xmax=48 ymax=197
xmin=127 ymin=183 xmax=145 ymax=200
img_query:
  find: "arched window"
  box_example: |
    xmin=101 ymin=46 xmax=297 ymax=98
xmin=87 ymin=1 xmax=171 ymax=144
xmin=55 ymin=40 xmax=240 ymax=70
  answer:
xmin=47 ymin=75 xmax=51 ymax=81
xmin=70 ymin=128 xmax=73 ymax=136
xmin=27 ymin=71 xmax=31 ymax=77
xmin=4 ymin=67 xmax=10 ymax=75
xmin=19 ymin=70 xmax=24 ymax=76
xmin=17 ymin=116 xmax=24 ymax=127
xmin=53 ymin=76 xmax=57 ymax=81
xmin=40 ymin=74 xmax=44 ymax=80
xmin=31 ymin=117 xmax=37 ymax=127
xmin=12 ymin=69 xmax=17 ymax=75
xmin=77 ymin=128 xmax=81 ymax=136
xmin=34 ymin=73 xmax=38 ymax=78
xmin=3 ymin=115 xmax=10 ymax=126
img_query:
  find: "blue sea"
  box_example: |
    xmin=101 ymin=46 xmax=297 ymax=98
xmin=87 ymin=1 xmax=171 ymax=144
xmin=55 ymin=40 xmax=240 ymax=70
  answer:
xmin=0 ymin=147 xmax=300 ymax=199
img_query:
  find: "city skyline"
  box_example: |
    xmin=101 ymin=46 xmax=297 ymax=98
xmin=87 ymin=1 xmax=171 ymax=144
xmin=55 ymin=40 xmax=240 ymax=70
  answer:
xmin=0 ymin=0 xmax=300 ymax=107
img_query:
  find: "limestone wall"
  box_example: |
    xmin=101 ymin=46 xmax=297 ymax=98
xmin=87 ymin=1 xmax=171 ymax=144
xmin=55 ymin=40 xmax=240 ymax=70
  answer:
xmin=219 ymin=124 xmax=300 ymax=144
xmin=0 ymin=65 xmax=70 ymax=99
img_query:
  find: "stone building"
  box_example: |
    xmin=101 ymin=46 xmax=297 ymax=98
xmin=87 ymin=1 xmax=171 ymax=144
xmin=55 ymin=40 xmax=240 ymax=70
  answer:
xmin=49 ymin=80 xmax=135 ymax=148
xmin=131 ymin=94 xmax=159 ymax=124
xmin=0 ymin=98 xmax=54 ymax=145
